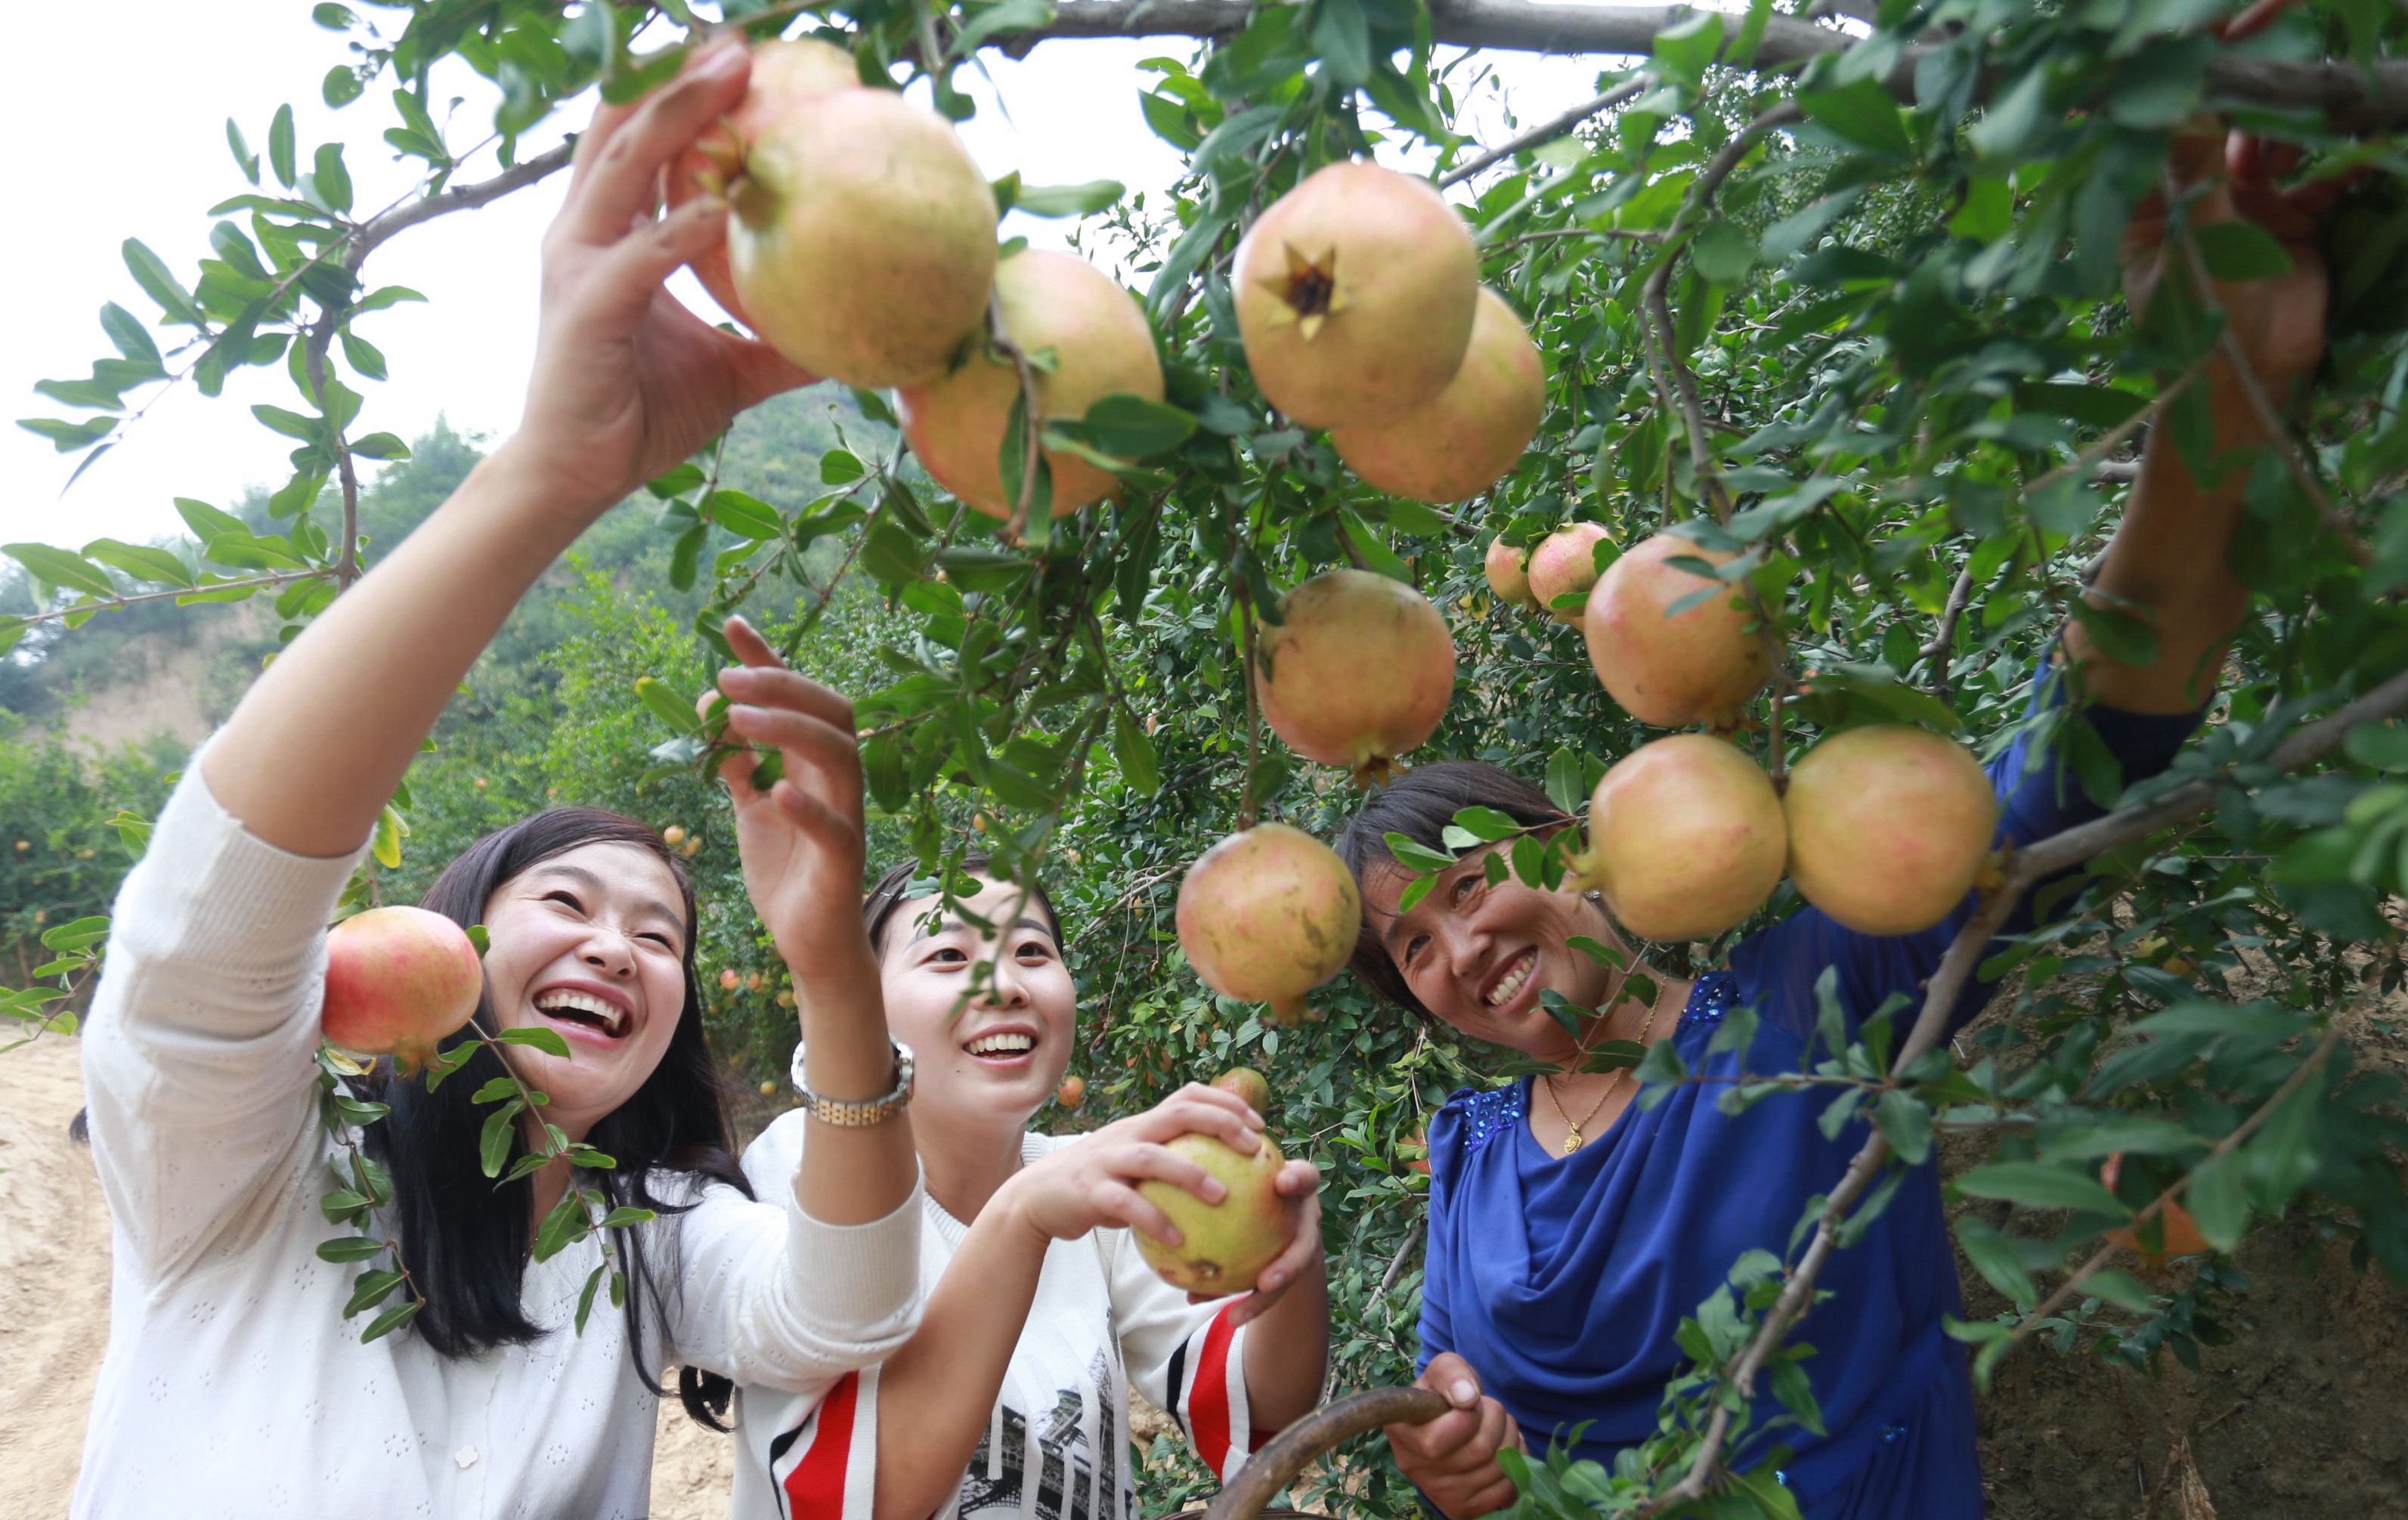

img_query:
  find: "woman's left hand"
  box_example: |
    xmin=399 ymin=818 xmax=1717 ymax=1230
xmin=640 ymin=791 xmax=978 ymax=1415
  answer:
xmin=1207 ymin=1157 xmax=1326 ymax=1328
xmin=707 ymin=616 xmax=874 ymax=977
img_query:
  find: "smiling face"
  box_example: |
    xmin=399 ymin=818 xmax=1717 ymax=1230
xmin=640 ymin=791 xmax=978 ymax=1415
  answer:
xmin=1360 ymin=844 xmax=1620 ymax=1063
xmin=478 ymin=841 xmax=691 ymax=1141
xmin=874 ymin=875 xmax=1074 ymax=1138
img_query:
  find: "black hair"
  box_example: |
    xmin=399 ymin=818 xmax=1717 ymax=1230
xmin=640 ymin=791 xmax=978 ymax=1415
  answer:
xmin=861 ymin=854 xmax=1061 ymax=955
xmin=1332 ymin=760 xmax=1572 ymax=1018
xmin=358 ymin=807 xmax=751 ymax=1431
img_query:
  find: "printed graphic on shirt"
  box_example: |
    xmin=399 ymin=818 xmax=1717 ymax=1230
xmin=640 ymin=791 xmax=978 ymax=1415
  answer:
xmin=955 ymin=1348 xmax=1123 ymax=1519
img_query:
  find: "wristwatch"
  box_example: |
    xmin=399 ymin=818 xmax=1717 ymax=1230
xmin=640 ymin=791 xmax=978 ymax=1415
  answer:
xmin=797 ymin=1040 xmax=915 ymax=1127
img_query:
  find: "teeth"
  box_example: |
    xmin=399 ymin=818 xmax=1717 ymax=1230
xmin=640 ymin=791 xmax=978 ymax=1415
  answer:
xmin=966 ymin=1032 xmax=1035 ymax=1056
xmin=537 ymin=989 xmax=627 ymax=1036
xmin=1486 ymin=952 xmax=1536 ymax=1008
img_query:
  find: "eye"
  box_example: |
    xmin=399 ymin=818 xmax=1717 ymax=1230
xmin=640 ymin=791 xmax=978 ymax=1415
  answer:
xmin=1016 ymin=937 xmax=1056 ymax=962
xmin=639 ymin=931 xmax=678 ymax=952
xmin=929 ymin=946 xmax=970 ymax=966
xmin=1450 ymin=872 xmax=1481 ymax=906
xmin=1403 ymin=932 xmax=1430 ymax=967
xmin=543 ymin=890 xmax=586 ymax=914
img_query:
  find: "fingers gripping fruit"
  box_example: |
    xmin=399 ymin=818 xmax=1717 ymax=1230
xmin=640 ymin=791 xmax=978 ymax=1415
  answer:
xmin=1582 ymin=534 xmax=1774 ymax=729
xmin=1573 ymin=735 xmax=1786 ymax=943
xmin=1784 ymin=724 xmax=1998 ymax=935
xmin=1233 ymin=162 xmax=1478 ymax=429
xmin=664 ymin=38 xmax=862 ymax=326
xmin=320 ymin=906 xmax=484 ymax=1073
xmin=1329 ymin=287 xmax=1545 ymax=503
xmin=1254 ymin=569 xmax=1458 ymax=785
xmin=1177 ymin=823 xmax=1361 ymax=1024
xmin=1526 ymin=523 xmax=1612 ymax=624
xmin=898 ymin=249 xmax=1165 ymax=520
xmin=718 ymin=82 xmax=997 ymax=386
xmin=1135 ymin=1132 xmax=1292 ymax=1296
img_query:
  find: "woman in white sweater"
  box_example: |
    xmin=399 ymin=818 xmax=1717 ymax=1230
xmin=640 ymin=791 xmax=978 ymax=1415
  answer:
xmin=731 ymin=862 xmax=1332 ymax=1519
xmin=72 ymin=42 xmax=925 ymax=1519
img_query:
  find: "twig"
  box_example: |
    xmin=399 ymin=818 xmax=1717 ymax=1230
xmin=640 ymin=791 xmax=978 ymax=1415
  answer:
xmin=353 ymin=140 xmax=576 ymax=259
xmin=1919 ymin=562 xmax=1979 ymax=700
xmin=4 ymin=569 xmax=332 ymax=630
xmin=1440 ymin=75 xmax=1647 ymax=188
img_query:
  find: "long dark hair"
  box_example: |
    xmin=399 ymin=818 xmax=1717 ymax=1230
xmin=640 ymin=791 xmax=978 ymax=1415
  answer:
xmin=1332 ymin=760 xmax=1571 ymax=1018
xmin=861 ymin=855 xmax=1061 ymax=955
xmin=359 ymin=807 xmax=750 ymax=1430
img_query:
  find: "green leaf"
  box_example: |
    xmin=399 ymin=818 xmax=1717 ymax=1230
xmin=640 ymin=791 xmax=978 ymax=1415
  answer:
xmin=1546 ymin=747 xmax=1586 ymax=815
xmin=315 ymin=1235 xmax=388 ymax=1263
xmin=1382 ymin=832 xmax=1456 ymax=872
xmin=2184 ymin=1147 xmax=2249 ymax=1250
xmin=5 ymin=543 xmax=119 ymax=600
xmin=575 ymin=1261 xmax=608 ymax=1334
xmin=704 ymin=489 xmax=784 ymax=539
xmin=2246 ymin=1078 xmax=2323 ymax=1212
xmin=359 ymin=1298 xmax=422 ymax=1343
xmin=2191 ymin=220 xmax=2292 ymax=284
xmin=479 ymin=1100 xmax=525 ymax=1177
xmin=1873 ymin=1088 xmax=1932 ymax=1166
xmin=1798 ymin=78 xmax=1914 ymax=160
xmin=635 ymin=676 xmax=703 ymax=735
xmin=1689 ymin=219 xmax=1758 ymax=284
xmin=1955 ymin=1161 xmax=2128 ymax=1217
xmin=269 ymin=104 xmax=296 ymax=188
xmin=1955 ymin=1215 xmax=2036 ymax=1305
xmin=1011 ymin=180 xmax=1126 ymax=217
xmin=1111 ymin=708 xmax=1160 ymax=794
xmin=1450 ymin=806 xmax=1522 ymax=843
xmin=494 ymin=1026 xmax=572 ymax=1059
xmin=819 ymin=449 xmax=866 ymax=485
xmin=122 ymin=240 xmax=201 ymax=325
xmin=371 ymin=803 xmax=404 ymax=870
xmin=323 ymin=64 xmax=364 ymax=107
xmin=1079 ymin=394 xmax=1196 ymax=460
xmin=343 ymin=1268 xmax=407 ymax=1316
xmin=310 ymin=142 xmax=354 ymax=213
xmin=99 ymin=302 xmax=161 ymax=365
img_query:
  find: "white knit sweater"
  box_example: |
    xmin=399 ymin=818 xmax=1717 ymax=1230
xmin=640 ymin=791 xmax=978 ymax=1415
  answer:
xmin=73 ymin=765 xmax=924 ymax=1519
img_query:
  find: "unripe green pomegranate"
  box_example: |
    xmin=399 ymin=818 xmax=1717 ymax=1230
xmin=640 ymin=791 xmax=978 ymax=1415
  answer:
xmin=1135 ymin=1132 xmax=1291 ymax=1295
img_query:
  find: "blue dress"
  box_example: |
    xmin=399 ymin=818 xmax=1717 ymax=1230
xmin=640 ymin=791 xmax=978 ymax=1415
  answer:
xmin=1419 ymin=667 xmax=2202 ymax=1516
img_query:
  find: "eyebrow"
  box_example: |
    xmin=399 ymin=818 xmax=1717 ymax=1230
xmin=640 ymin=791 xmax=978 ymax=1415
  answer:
xmin=530 ymin=862 xmax=683 ymax=936
xmin=910 ymin=915 xmax=1057 ymax=948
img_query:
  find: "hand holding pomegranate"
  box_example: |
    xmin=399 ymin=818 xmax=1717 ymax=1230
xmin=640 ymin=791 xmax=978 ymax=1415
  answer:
xmin=706 ymin=615 xmax=872 ymax=980
xmin=993 ymin=1080 xmax=1267 ymax=1249
xmin=504 ymin=42 xmax=812 ymax=522
xmin=1385 ymin=1352 xmax=1527 ymax=1518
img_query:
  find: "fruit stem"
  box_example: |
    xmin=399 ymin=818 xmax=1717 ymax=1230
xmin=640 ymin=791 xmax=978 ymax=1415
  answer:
xmin=724 ymin=172 xmax=777 ymax=231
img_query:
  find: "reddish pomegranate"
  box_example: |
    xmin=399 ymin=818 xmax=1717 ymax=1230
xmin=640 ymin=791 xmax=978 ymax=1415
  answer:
xmin=898 ymin=249 xmax=1163 ymax=520
xmin=1056 ymin=1073 xmax=1088 ymax=1110
xmin=723 ymin=87 xmax=996 ymax=386
xmin=1783 ymin=724 xmax=1997 ymax=935
xmin=1254 ymin=569 xmax=1457 ymax=785
xmin=1582 ymin=534 xmax=1773 ymax=728
xmin=1484 ymin=537 xmax=1535 ymax=610
xmin=1328 ymin=287 xmax=1544 ymax=503
xmin=1573 ymin=735 xmax=1785 ymax=942
xmin=664 ymin=38 xmax=862 ymax=327
xmin=1177 ymin=823 xmax=1361 ymax=1024
xmin=1233 ymin=162 xmax=1477 ymax=429
xmin=1526 ymin=523 xmax=1612 ymax=623
xmin=321 ymin=906 xmax=484 ymax=1073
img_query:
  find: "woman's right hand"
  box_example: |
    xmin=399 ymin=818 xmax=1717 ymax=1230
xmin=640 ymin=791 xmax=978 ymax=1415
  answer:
xmin=1385 ymin=1353 xmax=1526 ymax=1518
xmin=997 ymin=1083 xmax=1267 ymax=1246
xmin=504 ymin=39 xmax=812 ymax=522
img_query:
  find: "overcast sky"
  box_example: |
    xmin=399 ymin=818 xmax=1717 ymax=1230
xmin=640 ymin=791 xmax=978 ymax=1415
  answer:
xmin=2 ymin=2 xmax=1658 ymax=554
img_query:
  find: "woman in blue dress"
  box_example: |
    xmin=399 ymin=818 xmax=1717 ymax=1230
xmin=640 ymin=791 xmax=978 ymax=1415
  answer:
xmin=1341 ymin=137 xmax=2335 ymax=1517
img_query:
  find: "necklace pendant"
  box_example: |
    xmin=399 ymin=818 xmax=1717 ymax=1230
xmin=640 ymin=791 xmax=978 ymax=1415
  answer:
xmin=1561 ymin=1128 xmax=1583 ymax=1156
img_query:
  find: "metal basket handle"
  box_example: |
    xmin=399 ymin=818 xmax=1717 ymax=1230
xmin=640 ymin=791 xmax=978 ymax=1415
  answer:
xmin=1158 ymin=1385 xmax=1450 ymax=1520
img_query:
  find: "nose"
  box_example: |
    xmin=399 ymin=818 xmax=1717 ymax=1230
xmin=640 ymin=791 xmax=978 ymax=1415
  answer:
xmin=1437 ymin=918 xmax=1493 ymax=1003
xmin=580 ymin=930 xmax=638 ymax=979
xmin=986 ymin=953 xmax=1033 ymax=1008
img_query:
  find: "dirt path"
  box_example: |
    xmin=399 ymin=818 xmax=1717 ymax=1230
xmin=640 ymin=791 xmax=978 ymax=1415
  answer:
xmin=0 ymin=1037 xmax=735 ymax=1519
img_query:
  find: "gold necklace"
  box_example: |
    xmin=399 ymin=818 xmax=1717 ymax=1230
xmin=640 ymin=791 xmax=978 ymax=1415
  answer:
xmin=1540 ymin=984 xmax=1665 ymax=1156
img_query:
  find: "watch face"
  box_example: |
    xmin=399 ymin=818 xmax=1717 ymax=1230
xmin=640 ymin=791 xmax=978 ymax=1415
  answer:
xmin=893 ymin=1041 xmax=915 ymax=1085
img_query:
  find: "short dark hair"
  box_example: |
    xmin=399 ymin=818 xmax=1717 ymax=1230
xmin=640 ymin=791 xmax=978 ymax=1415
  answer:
xmin=862 ymin=854 xmax=1061 ymax=955
xmin=1332 ymin=761 xmax=1571 ymax=1017
xmin=361 ymin=807 xmax=751 ymax=1430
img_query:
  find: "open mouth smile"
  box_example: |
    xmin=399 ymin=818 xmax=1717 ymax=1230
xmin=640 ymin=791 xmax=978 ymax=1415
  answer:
xmin=962 ymin=1024 xmax=1038 ymax=1067
xmin=532 ymin=982 xmax=634 ymax=1045
xmin=1482 ymin=948 xmax=1538 ymax=1010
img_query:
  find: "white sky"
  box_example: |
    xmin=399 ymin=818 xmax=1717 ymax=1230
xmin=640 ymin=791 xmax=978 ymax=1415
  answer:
xmin=1 ymin=2 xmax=1662 ymax=553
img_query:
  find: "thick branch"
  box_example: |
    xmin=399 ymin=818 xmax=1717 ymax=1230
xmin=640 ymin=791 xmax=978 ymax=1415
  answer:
xmin=355 ymin=141 xmax=577 ymax=261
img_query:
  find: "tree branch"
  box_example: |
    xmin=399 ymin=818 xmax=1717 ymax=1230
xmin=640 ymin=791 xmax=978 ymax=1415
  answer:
xmin=1441 ymin=75 xmax=1646 ymax=188
xmin=5 ymin=570 xmax=333 ymax=630
xmin=354 ymin=141 xmax=577 ymax=261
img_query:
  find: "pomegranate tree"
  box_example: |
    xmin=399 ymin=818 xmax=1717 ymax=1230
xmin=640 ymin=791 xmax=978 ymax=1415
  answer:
xmin=1573 ymin=735 xmax=1786 ymax=942
xmin=1328 ymin=286 xmax=1544 ymax=503
xmin=721 ymin=85 xmax=997 ymax=386
xmin=1484 ymin=537 xmax=1536 ymax=611
xmin=1233 ymin=162 xmax=1477 ymax=429
xmin=1784 ymin=724 xmax=1998 ymax=935
xmin=1582 ymin=534 xmax=1773 ymax=729
xmin=1177 ymin=823 xmax=1361 ymax=1024
xmin=1254 ymin=568 xmax=1457 ymax=785
xmin=1526 ymin=522 xmax=1612 ymax=623
xmin=664 ymin=38 xmax=861 ymax=327
xmin=1134 ymin=1131 xmax=1292 ymax=1295
xmin=321 ymin=906 xmax=484 ymax=1073
xmin=897 ymin=249 xmax=1163 ymax=519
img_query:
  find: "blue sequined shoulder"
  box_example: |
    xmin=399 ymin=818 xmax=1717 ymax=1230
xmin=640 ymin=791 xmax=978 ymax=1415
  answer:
xmin=1675 ymin=971 xmax=1743 ymax=1036
xmin=1438 ymin=1082 xmax=1526 ymax=1161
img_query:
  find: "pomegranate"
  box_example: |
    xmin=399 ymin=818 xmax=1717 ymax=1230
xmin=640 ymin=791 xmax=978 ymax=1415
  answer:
xmin=664 ymin=38 xmax=862 ymax=327
xmin=1484 ymin=537 xmax=1536 ymax=610
xmin=1057 ymin=1073 xmax=1088 ymax=1110
xmin=1328 ymin=287 xmax=1544 ymax=503
xmin=1177 ymin=823 xmax=1361 ymax=1024
xmin=898 ymin=249 xmax=1164 ymax=519
xmin=1572 ymin=735 xmax=1785 ymax=942
xmin=1212 ymin=1066 xmax=1271 ymax=1116
xmin=1526 ymin=523 xmax=1611 ymax=624
xmin=1135 ymin=1131 xmax=1292 ymax=1295
xmin=1254 ymin=569 xmax=1457 ymax=785
xmin=724 ymin=87 xmax=997 ymax=386
xmin=1783 ymin=724 xmax=1998 ymax=935
xmin=321 ymin=906 xmax=484 ymax=1073
xmin=1582 ymin=534 xmax=1773 ymax=728
xmin=1233 ymin=162 xmax=1478 ymax=428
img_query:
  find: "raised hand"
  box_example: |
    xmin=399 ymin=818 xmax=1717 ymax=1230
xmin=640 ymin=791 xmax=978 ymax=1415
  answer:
xmin=509 ymin=41 xmax=812 ymax=520
xmin=708 ymin=615 xmax=870 ymax=977
xmin=997 ymin=1082 xmax=1265 ymax=1246
xmin=1385 ymin=1352 xmax=1527 ymax=1519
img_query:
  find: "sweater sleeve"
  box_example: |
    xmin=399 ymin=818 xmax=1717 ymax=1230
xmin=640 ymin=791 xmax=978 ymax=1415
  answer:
xmin=1110 ymin=1232 xmax=1261 ymax=1482
xmin=661 ymin=1110 xmax=924 ymax=1393
xmin=79 ymin=756 xmax=368 ymax=1286
xmin=1734 ymin=661 xmax=2203 ymax=1046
